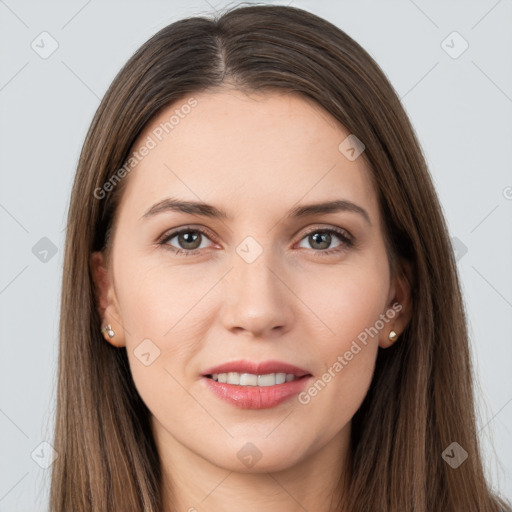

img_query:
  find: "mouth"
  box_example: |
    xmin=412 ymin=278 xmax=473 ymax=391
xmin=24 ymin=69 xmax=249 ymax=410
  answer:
xmin=201 ymin=360 xmax=312 ymax=409
xmin=205 ymin=372 xmax=305 ymax=386
xmin=201 ymin=359 xmax=311 ymax=384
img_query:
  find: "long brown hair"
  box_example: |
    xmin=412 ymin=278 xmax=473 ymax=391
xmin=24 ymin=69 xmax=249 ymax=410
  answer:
xmin=51 ymin=4 xmax=511 ymax=511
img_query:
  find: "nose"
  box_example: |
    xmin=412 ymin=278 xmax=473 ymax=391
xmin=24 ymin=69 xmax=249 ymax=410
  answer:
xmin=219 ymin=244 xmax=295 ymax=339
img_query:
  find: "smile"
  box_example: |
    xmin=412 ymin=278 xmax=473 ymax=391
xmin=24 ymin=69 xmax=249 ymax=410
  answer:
xmin=207 ymin=372 xmax=299 ymax=386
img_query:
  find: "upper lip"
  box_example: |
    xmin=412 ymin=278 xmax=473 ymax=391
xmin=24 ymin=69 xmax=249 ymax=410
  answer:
xmin=202 ymin=359 xmax=311 ymax=377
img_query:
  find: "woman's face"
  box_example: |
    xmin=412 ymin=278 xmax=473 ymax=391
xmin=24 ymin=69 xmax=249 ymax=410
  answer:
xmin=93 ymin=88 xmax=409 ymax=474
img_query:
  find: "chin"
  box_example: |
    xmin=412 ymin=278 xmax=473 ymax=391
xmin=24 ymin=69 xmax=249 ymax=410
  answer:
xmin=202 ymin=434 xmax=316 ymax=474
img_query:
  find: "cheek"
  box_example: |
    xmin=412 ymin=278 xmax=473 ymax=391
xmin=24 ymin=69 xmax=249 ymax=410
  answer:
xmin=294 ymin=255 xmax=388 ymax=427
xmin=295 ymin=310 xmax=380 ymax=448
xmin=114 ymin=252 xmax=214 ymax=341
xmin=112 ymin=257 xmax=206 ymax=403
xmin=298 ymin=253 xmax=390 ymax=344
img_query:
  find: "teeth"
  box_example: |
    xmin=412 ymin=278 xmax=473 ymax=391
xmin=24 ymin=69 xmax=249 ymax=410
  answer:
xmin=240 ymin=373 xmax=258 ymax=386
xmin=276 ymin=372 xmax=286 ymax=384
xmin=227 ymin=372 xmax=240 ymax=385
xmin=257 ymin=374 xmax=274 ymax=387
xmin=210 ymin=372 xmax=298 ymax=386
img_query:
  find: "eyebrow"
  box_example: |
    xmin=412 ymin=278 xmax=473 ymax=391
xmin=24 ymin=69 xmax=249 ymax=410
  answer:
xmin=140 ymin=197 xmax=371 ymax=225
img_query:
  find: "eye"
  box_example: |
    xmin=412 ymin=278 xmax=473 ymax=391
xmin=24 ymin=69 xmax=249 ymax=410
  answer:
xmin=158 ymin=225 xmax=354 ymax=257
xmin=159 ymin=227 xmax=215 ymax=256
xmin=296 ymin=227 xmax=353 ymax=256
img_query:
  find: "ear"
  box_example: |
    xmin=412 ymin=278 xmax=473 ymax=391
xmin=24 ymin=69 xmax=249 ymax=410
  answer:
xmin=90 ymin=251 xmax=126 ymax=348
xmin=379 ymin=260 xmax=413 ymax=349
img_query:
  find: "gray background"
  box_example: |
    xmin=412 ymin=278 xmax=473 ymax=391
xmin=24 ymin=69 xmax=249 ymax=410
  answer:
xmin=1 ymin=0 xmax=511 ymax=509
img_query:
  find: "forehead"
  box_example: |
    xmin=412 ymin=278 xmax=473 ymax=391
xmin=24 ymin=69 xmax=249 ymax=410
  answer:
xmin=118 ymin=88 xmax=379 ymax=224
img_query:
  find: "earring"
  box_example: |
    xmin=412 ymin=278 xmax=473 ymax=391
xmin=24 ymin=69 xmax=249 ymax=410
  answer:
xmin=388 ymin=330 xmax=398 ymax=342
xmin=103 ymin=324 xmax=115 ymax=338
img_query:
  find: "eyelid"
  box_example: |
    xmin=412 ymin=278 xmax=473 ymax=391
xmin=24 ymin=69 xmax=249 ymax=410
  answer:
xmin=298 ymin=224 xmax=353 ymax=241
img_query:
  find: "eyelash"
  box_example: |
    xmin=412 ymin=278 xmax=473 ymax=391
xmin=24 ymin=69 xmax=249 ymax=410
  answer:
xmin=157 ymin=226 xmax=354 ymax=258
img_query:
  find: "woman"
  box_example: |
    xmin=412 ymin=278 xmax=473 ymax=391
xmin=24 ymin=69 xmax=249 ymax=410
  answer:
xmin=51 ymin=4 xmax=511 ymax=511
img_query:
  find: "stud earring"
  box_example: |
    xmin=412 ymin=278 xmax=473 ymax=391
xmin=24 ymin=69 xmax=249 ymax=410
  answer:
xmin=388 ymin=330 xmax=398 ymax=342
xmin=103 ymin=324 xmax=115 ymax=338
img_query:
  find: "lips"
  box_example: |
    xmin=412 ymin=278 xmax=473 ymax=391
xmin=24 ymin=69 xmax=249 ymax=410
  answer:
xmin=202 ymin=360 xmax=311 ymax=378
xmin=201 ymin=359 xmax=312 ymax=409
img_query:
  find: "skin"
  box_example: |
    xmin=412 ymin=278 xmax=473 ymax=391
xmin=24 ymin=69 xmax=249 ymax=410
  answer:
xmin=92 ymin=88 xmax=411 ymax=512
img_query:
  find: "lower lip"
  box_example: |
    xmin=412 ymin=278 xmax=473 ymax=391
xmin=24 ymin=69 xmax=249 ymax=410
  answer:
xmin=202 ymin=376 xmax=311 ymax=409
